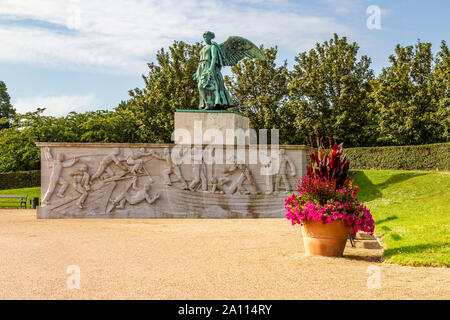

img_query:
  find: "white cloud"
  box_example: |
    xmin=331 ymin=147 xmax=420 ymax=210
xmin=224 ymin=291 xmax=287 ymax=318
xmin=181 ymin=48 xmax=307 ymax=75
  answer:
xmin=13 ymin=94 xmax=100 ymax=116
xmin=320 ymin=0 xmax=364 ymax=15
xmin=0 ymin=0 xmax=352 ymax=75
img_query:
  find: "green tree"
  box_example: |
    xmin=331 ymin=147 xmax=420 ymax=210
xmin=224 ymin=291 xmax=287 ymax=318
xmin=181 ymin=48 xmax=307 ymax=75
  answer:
xmin=0 ymin=81 xmax=16 ymax=129
xmin=0 ymin=127 xmax=35 ymax=172
xmin=0 ymin=108 xmax=143 ymax=172
xmin=288 ymin=34 xmax=374 ymax=147
xmin=224 ymin=46 xmax=296 ymax=144
xmin=118 ymin=41 xmax=202 ymax=143
xmin=79 ymin=109 xmax=143 ymax=143
xmin=429 ymin=41 xmax=450 ymax=142
xmin=0 ymin=112 xmax=41 ymax=172
xmin=370 ymin=40 xmax=444 ymax=145
xmin=0 ymin=109 xmax=80 ymax=172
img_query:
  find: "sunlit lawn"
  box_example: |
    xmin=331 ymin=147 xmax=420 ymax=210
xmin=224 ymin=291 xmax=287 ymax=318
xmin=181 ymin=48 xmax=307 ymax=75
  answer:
xmin=353 ymin=170 xmax=450 ymax=267
xmin=0 ymin=187 xmax=40 ymax=208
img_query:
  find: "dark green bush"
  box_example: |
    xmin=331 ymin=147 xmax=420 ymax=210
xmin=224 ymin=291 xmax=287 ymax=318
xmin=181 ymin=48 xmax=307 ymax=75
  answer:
xmin=0 ymin=170 xmax=40 ymax=190
xmin=345 ymin=143 xmax=450 ymax=171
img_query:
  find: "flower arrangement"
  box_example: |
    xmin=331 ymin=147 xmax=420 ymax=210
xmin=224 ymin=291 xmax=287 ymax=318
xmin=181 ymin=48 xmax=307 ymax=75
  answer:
xmin=285 ymin=137 xmax=375 ymax=235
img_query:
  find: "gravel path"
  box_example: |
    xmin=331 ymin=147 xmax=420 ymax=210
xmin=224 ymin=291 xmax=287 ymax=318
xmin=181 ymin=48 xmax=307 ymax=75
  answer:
xmin=0 ymin=210 xmax=448 ymax=300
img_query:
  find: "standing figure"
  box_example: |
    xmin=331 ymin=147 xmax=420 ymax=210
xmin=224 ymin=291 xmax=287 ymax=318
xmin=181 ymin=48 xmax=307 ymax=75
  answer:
xmin=150 ymin=147 xmax=188 ymax=189
xmin=42 ymin=147 xmax=79 ymax=205
xmin=91 ymin=148 xmax=128 ymax=181
xmin=222 ymin=157 xmax=260 ymax=195
xmin=195 ymin=31 xmax=233 ymax=110
xmin=202 ymin=145 xmax=216 ymax=184
xmin=262 ymin=155 xmax=274 ymax=195
xmin=274 ymin=149 xmax=296 ymax=192
xmin=194 ymin=31 xmax=264 ymax=110
xmin=70 ymin=164 xmax=91 ymax=209
xmin=108 ymin=177 xmax=159 ymax=213
xmin=188 ymin=147 xmax=208 ymax=192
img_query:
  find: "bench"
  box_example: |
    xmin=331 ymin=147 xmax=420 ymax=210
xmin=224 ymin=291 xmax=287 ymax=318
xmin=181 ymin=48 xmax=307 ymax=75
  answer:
xmin=0 ymin=195 xmax=28 ymax=208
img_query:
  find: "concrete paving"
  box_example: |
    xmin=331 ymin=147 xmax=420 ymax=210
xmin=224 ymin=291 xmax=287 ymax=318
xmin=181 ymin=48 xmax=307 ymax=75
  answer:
xmin=0 ymin=210 xmax=448 ymax=299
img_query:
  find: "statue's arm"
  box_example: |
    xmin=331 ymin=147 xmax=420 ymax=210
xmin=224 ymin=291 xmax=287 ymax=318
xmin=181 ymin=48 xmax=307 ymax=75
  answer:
xmin=112 ymin=156 xmax=122 ymax=165
xmin=222 ymin=164 xmax=237 ymax=174
xmin=113 ymin=156 xmax=128 ymax=169
xmin=146 ymin=193 xmax=159 ymax=204
xmin=62 ymin=157 xmax=78 ymax=168
xmin=287 ymin=157 xmax=296 ymax=176
xmin=193 ymin=67 xmax=199 ymax=80
xmin=209 ymin=45 xmax=218 ymax=73
xmin=84 ymin=173 xmax=91 ymax=190
xmin=131 ymin=177 xmax=139 ymax=190
xmin=150 ymin=151 xmax=164 ymax=160
xmin=46 ymin=147 xmax=54 ymax=162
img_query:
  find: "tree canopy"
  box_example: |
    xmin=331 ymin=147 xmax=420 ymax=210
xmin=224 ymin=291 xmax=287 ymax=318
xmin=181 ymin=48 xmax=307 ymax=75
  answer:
xmin=0 ymin=81 xmax=16 ymax=130
xmin=117 ymin=41 xmax=202 ymax=143
xmin=288 ymin=34 xmax=374 ymax=147
xmin=225 ymin=46 xmax=296 ymax=144
xmin=0 ymin=35 xmax=448 ymax=172
xmin=370 ymin=40 xmax=448 ymax=145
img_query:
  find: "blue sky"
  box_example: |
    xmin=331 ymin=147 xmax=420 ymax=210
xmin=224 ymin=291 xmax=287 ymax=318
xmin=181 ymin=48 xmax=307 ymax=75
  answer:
xmin=0 ymin=0 xmax=448 ymax=116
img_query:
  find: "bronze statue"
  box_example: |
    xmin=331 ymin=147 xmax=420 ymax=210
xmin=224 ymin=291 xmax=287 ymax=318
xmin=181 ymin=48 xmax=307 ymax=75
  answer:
xmin=194 ymin=31 xmax=264 ymax=110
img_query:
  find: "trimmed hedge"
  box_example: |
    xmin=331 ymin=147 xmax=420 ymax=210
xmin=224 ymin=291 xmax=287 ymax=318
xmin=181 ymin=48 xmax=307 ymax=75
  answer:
xmin=345 ymin=143 xmax=450 ymax=171
xmin=0 ymin=170 xmax=41 ymax=190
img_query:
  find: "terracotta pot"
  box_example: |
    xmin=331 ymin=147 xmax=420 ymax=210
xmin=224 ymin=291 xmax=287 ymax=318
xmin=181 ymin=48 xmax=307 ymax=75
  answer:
xmin=301 ymin=220 xmax=351 ymax=257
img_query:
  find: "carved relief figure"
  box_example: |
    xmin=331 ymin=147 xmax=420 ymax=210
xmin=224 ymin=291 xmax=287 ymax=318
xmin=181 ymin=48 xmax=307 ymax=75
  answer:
xmin=262 ymin=155 xmax=274 ymax=195
xmin=126 ymin=148 xmax=153 ymax=175
xmin=274 ymin=149 xmax=296 ymax=192
xmin=222 ymin=157 xmax=260 ymax=195
xmin=108 ymin=177 xmax=159 ymax=213
xmin=42 ymin=147 xmax=79 ymax=205
xmin=150 ymin=147 xmax=188 ymax=189
xmin=210 ymin=177 xmax=229 ymax=194
xmin=189 ymin=147 xmax=208 ymax=192
xmin=202 ymin=145 xmax=215 ymax=185
xmin=91 ymin=147 xmax=128 ymax=181
xmin=70 ymin=164 xmax=91 ymax=208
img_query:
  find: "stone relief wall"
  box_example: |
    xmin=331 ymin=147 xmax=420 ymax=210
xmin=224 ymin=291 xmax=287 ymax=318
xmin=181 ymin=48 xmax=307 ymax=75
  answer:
xmin=36 ymin=143 xmax=307 ymax=218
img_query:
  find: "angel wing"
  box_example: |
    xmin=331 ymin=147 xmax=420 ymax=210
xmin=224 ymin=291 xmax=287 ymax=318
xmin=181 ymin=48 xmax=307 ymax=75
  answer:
xmin=219 ymin=36 xmax=265 ymax=66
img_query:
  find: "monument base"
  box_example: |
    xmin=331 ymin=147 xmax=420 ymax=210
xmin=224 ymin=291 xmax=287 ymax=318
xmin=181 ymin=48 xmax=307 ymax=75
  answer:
xmin=174 ymin=109 xmax=250 ymax=144
xmin=35 ymin=142 xmax=307 ymax=219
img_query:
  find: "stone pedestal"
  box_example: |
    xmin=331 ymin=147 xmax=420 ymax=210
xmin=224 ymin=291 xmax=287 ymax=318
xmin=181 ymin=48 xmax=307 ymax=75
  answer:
xmin=174 ymin=109 xmax=250 ymax=145
xmin=35 ymin=109 xmax=308 ymax=219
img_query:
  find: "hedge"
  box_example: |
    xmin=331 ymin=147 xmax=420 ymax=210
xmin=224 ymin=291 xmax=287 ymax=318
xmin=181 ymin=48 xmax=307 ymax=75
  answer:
xmin=0 ymin=170 xmax=41 ymax=190
xmin=344 ymin=143 xmax=450 ymax=171
xmin=0 ymin=143 xmax=447 ymax=189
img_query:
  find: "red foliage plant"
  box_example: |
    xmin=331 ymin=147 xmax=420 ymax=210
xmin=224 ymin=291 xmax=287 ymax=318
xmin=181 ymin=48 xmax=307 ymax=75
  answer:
xmin=285 ymin=136 xmax=375 ymax=234
xmin=306 ymin=136 xmax=350 ymax=189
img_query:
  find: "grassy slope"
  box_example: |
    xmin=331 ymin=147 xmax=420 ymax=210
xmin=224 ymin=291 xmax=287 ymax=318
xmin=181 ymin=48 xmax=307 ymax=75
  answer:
xmin=353 ymin=170 xmax=450 ymax=267
xmin=0 ymin=187 xmax=40 ymax=208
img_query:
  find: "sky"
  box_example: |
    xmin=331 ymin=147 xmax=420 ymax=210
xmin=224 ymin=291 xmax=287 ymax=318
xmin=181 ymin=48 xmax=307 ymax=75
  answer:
xmin=0 ymin=0 xmax=448 ymax=116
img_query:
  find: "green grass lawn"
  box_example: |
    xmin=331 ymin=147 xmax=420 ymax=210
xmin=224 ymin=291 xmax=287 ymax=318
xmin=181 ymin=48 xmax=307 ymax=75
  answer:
xmin=353 ymin=170 xmax=450 ymax=267
xmin=1 ymin=172 xmax=449 ymax=267
xmin=0 ymin=187 xmax=41 ymax=208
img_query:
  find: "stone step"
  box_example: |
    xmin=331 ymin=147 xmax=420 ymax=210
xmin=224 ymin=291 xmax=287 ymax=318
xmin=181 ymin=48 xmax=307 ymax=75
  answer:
xmin=347 ymin=239 xmax=383 ymax=249
xmin=354 ymin=232 xmax=376 ymax=240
